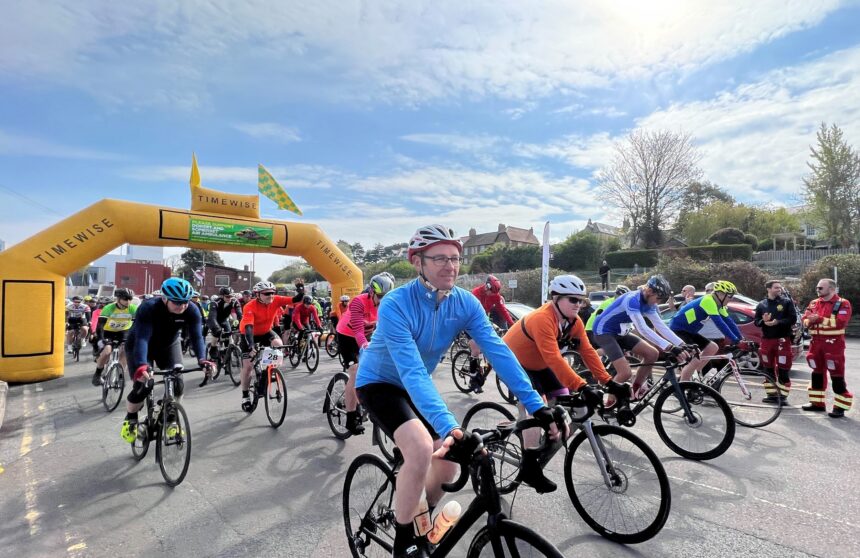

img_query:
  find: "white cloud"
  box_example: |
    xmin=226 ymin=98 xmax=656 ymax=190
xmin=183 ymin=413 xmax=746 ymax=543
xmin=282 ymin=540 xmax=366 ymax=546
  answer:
xmin=0 ymin=129 xmax=124 ymax=160
xmin=514 ymin=132 xmax=616 ymax=172
xmin=124 ymin=163 xmax=346 ymax=188
xmin=400 ymin=133 xmax=503 ymax=153
xmin=635 ymin=44 xmax=860 ymax=201
xmin=0 ymin=1 xmax=846 ymax=107
xmin=233 ymin=122 xmax=301 ymax=143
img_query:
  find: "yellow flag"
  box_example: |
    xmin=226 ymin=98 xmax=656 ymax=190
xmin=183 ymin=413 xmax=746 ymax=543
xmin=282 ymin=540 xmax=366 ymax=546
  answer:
xmin=258 ymin=164 xmax=303 ymax=215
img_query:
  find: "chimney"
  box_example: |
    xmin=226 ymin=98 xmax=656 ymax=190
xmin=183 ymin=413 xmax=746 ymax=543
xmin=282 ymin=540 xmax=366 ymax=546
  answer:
xmin=528 ymin=227 xmax=533 ymax=234
xmin=243 ymin=265 xmax=249 ymax=271
xmin=469 ymin=228 xmax=476 ymax=237
xmin=498 ymin=223 xmax=505 ymax=232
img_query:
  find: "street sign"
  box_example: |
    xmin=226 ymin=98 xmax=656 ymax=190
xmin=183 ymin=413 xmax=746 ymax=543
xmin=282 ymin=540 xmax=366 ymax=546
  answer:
xmin=508 ymin=279 xmax=518 ymax=289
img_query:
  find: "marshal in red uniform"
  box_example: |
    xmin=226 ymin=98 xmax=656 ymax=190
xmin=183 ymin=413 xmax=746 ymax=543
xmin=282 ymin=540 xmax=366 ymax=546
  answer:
xmin=801 ymin=279 xmax=852 ymax=418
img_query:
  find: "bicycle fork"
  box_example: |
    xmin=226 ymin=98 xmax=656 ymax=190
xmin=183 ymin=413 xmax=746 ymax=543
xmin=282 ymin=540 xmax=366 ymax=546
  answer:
xmin=582 ymin=422 xmax=620 ymax=489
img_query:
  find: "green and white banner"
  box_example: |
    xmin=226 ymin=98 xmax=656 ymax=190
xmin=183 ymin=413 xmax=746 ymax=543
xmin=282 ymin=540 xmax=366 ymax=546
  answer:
xmin=189 ymin=218 xmax=272 ymax=247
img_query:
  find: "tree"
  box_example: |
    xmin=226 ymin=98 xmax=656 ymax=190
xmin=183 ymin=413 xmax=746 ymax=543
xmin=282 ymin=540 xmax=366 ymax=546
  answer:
xmin=551 ymin=232 xmax=602 ymax=271
xmin=677 ymin=181 xmax=735 ymax=232
xmin=336 ymin=240 xmax=354 ymax=260
xmin=680 ymin=202 xmax=800 ymax=246
xmin=350 ymin=242 xmax=366 ymax=263
xmin=707 ymin=227 xmax=746 ymax=245
xmin=803 ymin=123 xmax=860 ymax=247
xmin=598 ymin=129 xmax=703 ymax=247
xmin=177 ymin=248 xmax=224 ymax=280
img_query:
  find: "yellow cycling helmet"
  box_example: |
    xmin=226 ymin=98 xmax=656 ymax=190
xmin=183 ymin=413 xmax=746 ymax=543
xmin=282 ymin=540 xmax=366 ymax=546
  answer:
xmin=712 ymin=280 xmax=738 ymax=295
xmin=83 ymin=295 xmax=94 ymax=302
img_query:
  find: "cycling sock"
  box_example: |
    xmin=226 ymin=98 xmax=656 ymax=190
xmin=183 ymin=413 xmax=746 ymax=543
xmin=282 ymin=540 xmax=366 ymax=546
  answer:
xmin=242 ymin=390 xmax=249 ymax=398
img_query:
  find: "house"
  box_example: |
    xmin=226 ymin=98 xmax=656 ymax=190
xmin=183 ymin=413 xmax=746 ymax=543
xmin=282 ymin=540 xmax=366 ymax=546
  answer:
xmin=583 ymin=219 xmax=623 ymax=244
xmin=461 ymin=223 xmax=540 ymax=265
xmin=200 ymin=263 xmax=254 ymax=296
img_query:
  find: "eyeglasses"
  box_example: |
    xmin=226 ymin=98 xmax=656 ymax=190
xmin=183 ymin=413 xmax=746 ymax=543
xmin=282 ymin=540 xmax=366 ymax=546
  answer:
xmin=167 ymin=299 xmax=189 ymax=306
xmin=421 ymin=255 xmax=462 ymax=267
xmin=816 ymin=286 xmax=827 ymax=291
xmin=564 ymin=296 xmax=586 ymax=305
xmin=260 ymin=291 xmax=275 ymax=296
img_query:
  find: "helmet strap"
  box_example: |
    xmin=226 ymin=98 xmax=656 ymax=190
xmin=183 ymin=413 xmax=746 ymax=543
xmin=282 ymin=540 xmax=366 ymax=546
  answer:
xmin=417 ymin=261 xmax=452 ymax=298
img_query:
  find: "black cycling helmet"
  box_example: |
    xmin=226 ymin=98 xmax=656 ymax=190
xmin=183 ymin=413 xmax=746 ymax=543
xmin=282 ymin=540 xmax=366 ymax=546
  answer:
xmin=646 ymin=275 xmax=672 ymax=299
xmin=302 ymin=295 xmax=313 ymax=304
xmin=219 ymin=286 xmax=233 ymax=296
xmin=115 ymin=288 xmax=134 ymax=300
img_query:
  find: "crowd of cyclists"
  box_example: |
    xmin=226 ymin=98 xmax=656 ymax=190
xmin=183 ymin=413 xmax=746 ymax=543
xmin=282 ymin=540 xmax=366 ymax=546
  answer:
xmin=62 ymin=222 xmax=853 ymax=557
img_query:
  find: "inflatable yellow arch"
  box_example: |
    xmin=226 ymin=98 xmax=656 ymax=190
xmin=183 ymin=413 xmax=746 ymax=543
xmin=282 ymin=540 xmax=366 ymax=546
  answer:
xmin=0 ymin=171 xmax=362 ymax=383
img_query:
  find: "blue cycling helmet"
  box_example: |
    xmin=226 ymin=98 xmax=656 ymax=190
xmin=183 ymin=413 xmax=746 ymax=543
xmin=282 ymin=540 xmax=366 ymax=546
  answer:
xmin=161 ymin=277 xmax=194 ymax=302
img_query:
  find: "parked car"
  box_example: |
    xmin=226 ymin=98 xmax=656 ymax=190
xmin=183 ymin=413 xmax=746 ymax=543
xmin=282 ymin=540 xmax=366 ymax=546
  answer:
xmin=505 ymin=302 xmax=535 ymax=322
xmin=588 ymin=291 xmax=615 ymax=303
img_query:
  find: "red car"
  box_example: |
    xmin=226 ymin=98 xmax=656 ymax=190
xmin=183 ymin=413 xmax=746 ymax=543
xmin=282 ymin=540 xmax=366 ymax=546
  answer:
xmin=659 ymin=295 xmax=804 ymax=370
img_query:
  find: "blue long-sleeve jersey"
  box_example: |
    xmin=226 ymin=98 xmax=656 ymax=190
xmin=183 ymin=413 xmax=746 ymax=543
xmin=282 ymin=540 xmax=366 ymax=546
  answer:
xmin=669 ymin=295 xmax=742 ymax=343
xmin=356 ymin=278 xmax=545 ymax=438
xmin=126 ymin=298 xmax=206 ymax=370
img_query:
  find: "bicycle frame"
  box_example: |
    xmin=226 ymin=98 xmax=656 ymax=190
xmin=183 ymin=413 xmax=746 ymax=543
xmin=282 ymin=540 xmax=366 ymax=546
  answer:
xmin=626 ymin=364 xmax=698 ymax=421
xmin=696 ymin=353 xmax=749 ymax=395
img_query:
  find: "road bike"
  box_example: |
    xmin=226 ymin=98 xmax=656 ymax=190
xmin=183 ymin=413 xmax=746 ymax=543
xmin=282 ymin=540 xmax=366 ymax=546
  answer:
xmin=207 ymin=331 xmax=243 ymax=386
xmin=98 ymin=338 xmax=125 ymax=412
xmin=462 ymin=390 xmax=670 ymax=544
xmin=246 ymin=345 xmax=289 ymax=428
xmin=129 ymin=365 xmax=205 ymax=486
xmin=343 ymin=415 xmax=568 ymax=557
xmin=69 ymin=324 xmax=86 ymax=362
xmin=606 ymin=353 xmax=735 ymax=460
xmin=323 ymin=371 xmax=398 ymax=463
xmin=323 ymin=329 xmax=340 ymax=359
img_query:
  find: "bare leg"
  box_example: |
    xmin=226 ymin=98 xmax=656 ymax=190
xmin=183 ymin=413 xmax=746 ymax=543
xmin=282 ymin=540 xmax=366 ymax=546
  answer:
xmin=392 ymin=420 xmax=435 ymax=524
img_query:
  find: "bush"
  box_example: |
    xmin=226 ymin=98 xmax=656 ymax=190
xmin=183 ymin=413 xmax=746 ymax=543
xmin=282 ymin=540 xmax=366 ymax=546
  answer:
xmin=799 ymin=254 xmax=860 ymax=309
xmin=757 ymin=238 xmax=774 ymax=251
xmin=627 ymin=257 xmax=769 ymax=298
xmin=710 ymin=261 xmax=769 ymax=300
xmin=708 ymin=227 xmax=746 ymax=245
xmin=606 ymin=244 xmax=753 ymax=268
xmin=743 ymin=233 xmax=758 ymax=248
xmin=658 ymin=257 xmax=712 ymax=292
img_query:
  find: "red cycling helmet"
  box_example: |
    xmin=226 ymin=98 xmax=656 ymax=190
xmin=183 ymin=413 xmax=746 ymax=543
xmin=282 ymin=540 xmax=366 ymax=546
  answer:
xmin=485 ymin=275 xmax=501 ymax=293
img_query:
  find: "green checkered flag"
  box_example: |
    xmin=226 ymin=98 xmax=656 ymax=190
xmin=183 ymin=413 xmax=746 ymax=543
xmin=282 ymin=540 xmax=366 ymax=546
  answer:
xmin=258 ymin=164 xmax=303 ymax=216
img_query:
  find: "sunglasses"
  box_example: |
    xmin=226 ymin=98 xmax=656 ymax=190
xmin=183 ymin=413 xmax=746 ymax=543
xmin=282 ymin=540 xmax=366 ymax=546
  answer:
xmin=167 ymin=299 xmax=189 ymax=305
xmin=260 ymin=291 xmax=276 ymax=296
xmin=564 ymin=296 xmax=586 ymax=305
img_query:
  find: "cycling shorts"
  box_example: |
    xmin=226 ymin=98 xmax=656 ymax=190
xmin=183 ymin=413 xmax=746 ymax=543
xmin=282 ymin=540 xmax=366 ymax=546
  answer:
xmin=593 ymin=333 xmax=642 ymax=362
xmin=337 ymin=332 xmax=360 ymax=367
xmin=103 ymin=330 xmax=128 ymax=346
xmin=674 ymin=330 xmax=713 ymax=350
xmin=357 ymin=383 xmax=439 ymax=440
xmin=524 ymin=367 xmax=565 ymax=396
xmin=239 ymin=330 xmax=278 ymax=357
xmin=66 ymin=317 xmax=86 ymax=330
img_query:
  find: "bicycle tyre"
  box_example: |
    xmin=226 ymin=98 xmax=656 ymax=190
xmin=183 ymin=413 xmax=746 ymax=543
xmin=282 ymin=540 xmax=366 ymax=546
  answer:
xmin=451 ymin=349 xmax=474 ymax=393
xmin=466 ymin=520 xmax=564 ymax=558
xmin=227 ymin=346 xmax=242 ymax=386
xmin=102 ymin=362 xmax=125 ymax=412
xmin=343 ymin=453 xmax=397 ymax=558
xmin=324 ymin=332 xmax=339 ymax=358
xmin=715 ymin=370 xmax=782 ymax=428
xmin=495 ymin=375 xmax=518 ymax=405
xmin=131 ymin=420 xmax=150 ymax=461
xmin=563 ymin=424 xmax=670 ymax=544
xmin=373 ymin=423 xmax=397 ymax=464
xmin=462 ymin=401 xmax=520 ymax=495
xmin=652 ymin=381 xmax=735 ymax=460
xmin=156 ymin=402 xmax=192 ymax=486
xmin=325 ymin=372 xmax=352 ymax=439
xmin=264 ymin=367 xmax=288 ymax=428
xmin=306 ymin=339 xmax=320 ymax=373
xmin=288 ymin=342 xmax=301 ymax=368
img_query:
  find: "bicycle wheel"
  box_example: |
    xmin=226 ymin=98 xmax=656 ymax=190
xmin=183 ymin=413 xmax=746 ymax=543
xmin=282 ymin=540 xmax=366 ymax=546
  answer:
xmin=466 ymin=520 xmax=564 ymax=557
xmin=373 ymin=423 xmax=397 ymax=464
xmin=343 ymin=454 xmax=397 ymax=558
xmin=131 ymin=420 xmax=150 ymax=461
xmin=226 ymin=346 xmax=242 ymax=386
xmin=325 ymin=372 xmax=351 ymax=439
xmin=564 ymin=424 xmax=670 ymax=544
xmin=451 ymin=349 xmax=474 ymax=393
xmin=462 ymin=402 xmax=520 ymax=494
xmin=496 ymin=375 xmax=518 ymax=405
xmin=102 ymin=363 xmax=125 ymax=412
xmin=305 ymin=340 xmax=320 ymax=373
xmin=156 ymin=402 xmax=192 ymax=486
xmin=652 ymin=381 xmax=735 ymax=460
xmin=264 ymin=368 xmax=288 ymax=428
xmin=325 ymin=332 xmax=339 ymax=358
xmin=716 ymin=370 xmax=782 ymax=428
xmin=288 ymin=342 xmax=301 ymax=368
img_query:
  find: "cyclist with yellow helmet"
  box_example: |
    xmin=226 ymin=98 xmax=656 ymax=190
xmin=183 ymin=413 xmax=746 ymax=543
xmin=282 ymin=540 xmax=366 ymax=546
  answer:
xmin=669 ymin=280 xmax=750 ymax=381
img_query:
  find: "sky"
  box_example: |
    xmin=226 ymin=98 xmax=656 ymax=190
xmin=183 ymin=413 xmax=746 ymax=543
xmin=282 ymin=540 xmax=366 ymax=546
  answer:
xmin=2 ymin=0 xmax=860 ymax=280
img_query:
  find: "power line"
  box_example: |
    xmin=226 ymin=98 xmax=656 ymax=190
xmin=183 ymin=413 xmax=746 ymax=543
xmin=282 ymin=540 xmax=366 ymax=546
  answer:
xmin=0 ymin=182 xmax=65 ymax=217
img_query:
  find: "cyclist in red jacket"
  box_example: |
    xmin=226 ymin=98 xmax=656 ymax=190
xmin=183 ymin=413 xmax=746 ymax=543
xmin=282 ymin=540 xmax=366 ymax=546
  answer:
xmin=467 ymin=275 xmax=515 ymax=392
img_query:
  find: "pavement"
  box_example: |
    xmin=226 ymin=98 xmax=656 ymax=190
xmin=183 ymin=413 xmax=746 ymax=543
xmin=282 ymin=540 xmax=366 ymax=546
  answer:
xmin=0 ymin=341 xmax=858 ymax=557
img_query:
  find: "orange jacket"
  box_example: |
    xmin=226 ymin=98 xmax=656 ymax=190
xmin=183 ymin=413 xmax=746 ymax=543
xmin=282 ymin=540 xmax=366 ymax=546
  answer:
xmin=240 ymin=295 xmax=293 ymax=336
xmin=503 ymin=302 xmax=611 ymax=391
xmin=332 ymin=301 xmax=349 ymax=319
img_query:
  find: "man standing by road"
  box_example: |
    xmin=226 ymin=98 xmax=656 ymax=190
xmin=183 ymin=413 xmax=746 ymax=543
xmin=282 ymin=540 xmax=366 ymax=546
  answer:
xmin=802 ymin=278 xmax=852 ymax=418
xmin=754 ymin=280 xmax=797 ymax=405
xmin=599 ymin=260 xmax=611 ymax=291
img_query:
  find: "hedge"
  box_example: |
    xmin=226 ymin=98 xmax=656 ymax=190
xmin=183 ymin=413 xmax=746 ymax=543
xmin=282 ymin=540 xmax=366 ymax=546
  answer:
xmin=605 ymin=244 xmax=753 ymax=268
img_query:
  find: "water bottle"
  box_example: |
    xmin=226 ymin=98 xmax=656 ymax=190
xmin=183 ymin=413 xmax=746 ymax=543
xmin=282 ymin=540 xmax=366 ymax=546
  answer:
xmin=413 ymin=492 xmax=432 ymax=537
xmin=427 ymin=500 xmax=462 ymax=544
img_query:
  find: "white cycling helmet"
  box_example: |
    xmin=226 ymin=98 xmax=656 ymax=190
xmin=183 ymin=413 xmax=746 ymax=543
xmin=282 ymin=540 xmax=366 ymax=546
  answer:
xmin=369 ymin=273 xmax=395 ymax=296
xmin=252 ymin=280 xmax=275 ymax=293
xmin=407 ymin=224 xmax=462 ymax=260
xmin=549 ymin=275 xmax=587 ymax=296
xmin=339 ymin=295 xmax=350 ymax=302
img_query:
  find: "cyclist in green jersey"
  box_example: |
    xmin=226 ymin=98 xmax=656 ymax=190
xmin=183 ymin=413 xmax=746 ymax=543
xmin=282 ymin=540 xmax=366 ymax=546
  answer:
xmin=92 ymin=289 xmax=138 ymax=385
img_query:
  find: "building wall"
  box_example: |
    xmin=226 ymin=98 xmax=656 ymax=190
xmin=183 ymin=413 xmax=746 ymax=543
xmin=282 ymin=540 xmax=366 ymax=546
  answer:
xmin=116 ymin=262 xmax=172 ymax=294
xmin=201 ymin=265 xmax=253 ymax=296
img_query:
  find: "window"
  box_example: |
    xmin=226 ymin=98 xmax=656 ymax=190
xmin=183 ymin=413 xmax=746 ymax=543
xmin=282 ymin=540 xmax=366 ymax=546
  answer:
xmin=214 ymin=275 xmax=230 ymax=287
xmin=729 ymin=310 xmax=753 ymax=325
